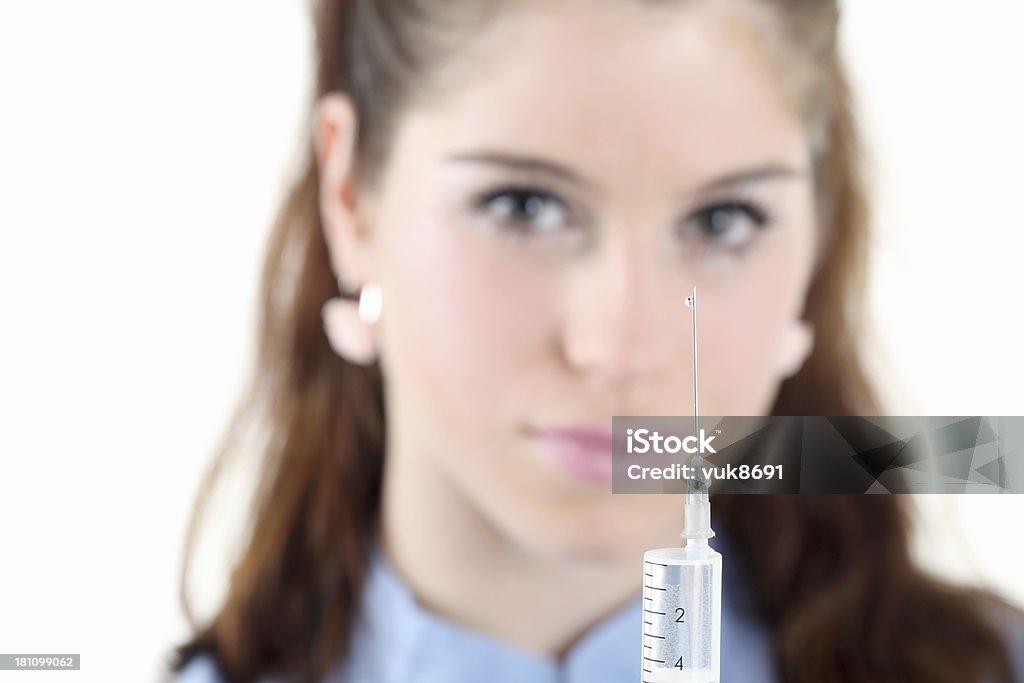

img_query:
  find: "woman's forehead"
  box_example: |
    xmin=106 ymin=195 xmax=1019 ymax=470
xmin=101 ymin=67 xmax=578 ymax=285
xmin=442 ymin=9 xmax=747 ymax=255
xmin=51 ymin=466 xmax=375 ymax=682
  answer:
xmin=396 ymin=0 xmax=808 ymax=196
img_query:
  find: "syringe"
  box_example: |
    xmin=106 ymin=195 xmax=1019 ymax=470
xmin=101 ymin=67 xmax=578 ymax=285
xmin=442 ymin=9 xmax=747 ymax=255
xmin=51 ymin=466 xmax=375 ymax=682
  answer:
xmin=641 ymin=287 xmax=723 ymax=683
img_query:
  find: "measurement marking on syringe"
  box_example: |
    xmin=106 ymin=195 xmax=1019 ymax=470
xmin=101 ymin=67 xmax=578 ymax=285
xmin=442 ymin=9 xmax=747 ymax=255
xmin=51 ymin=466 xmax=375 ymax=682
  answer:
xmin=644 ymin=571 xmax=654 ymax=577
xmin=644 ymin=609 xmax=666 ymax=615
xmin=643 ymin=657 xmax=666 ymax=664
xmin=644 ymin=620 xmax=653 ymax=625
xmin=645 ymin=634 xmax=666 ymax=640
xmin=645 ymin=561 xmax=668 ymax=567
xmin=644 ymin=596 xmax=653 ymax=601
xmin=644 ymin=584 xmax=666 ymax=591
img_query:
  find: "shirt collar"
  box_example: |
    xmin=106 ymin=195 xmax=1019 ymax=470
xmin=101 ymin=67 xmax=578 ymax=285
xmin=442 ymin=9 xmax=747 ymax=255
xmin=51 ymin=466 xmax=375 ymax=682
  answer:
xmin=331 ymin=531 xmax=773 ymax=683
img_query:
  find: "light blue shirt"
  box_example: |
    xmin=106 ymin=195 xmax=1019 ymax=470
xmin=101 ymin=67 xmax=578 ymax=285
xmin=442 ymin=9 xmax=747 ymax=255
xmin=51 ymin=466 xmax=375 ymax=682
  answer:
xmin=173 ymin=533 xmax=779 ymax=683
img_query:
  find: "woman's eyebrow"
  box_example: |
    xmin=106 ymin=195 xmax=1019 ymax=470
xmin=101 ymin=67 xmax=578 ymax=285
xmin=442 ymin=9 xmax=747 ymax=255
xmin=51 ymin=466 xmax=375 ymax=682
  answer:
xmin=686 ymin=165 xmax=808 ymax=196
xmin=444 ymin=151 xmax=602 ymax=192
xmin=444 ymin=150 xmax=806 ymax=196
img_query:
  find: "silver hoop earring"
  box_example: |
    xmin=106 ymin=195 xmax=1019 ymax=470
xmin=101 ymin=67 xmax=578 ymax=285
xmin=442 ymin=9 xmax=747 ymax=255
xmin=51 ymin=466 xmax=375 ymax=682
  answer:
xmin=357 ymin=281 xmax=383 ymax=325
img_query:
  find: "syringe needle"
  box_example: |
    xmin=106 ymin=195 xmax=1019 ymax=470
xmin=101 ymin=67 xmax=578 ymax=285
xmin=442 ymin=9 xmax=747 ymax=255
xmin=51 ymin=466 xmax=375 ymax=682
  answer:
xmin=685 ymin=287 xmax=708 ymax=497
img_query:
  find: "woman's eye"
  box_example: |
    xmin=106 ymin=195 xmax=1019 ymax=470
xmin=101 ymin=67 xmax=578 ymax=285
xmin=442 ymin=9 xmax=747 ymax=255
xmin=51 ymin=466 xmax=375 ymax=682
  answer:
xmin=475 ymin=188 xmax=573 ymax=237
xmin=684 ymin=201 xmax=773 ymax=251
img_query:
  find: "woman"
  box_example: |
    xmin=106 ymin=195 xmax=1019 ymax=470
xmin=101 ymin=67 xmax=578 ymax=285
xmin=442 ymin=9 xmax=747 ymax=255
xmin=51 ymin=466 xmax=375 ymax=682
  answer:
xmin=166 ymin=0 xmax=1024 ymax=681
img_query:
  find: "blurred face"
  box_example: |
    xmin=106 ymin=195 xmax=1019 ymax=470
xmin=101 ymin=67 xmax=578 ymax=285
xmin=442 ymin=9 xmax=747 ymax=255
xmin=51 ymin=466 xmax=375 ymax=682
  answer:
xmin=358 ymin=0 xmax=818 ymax=559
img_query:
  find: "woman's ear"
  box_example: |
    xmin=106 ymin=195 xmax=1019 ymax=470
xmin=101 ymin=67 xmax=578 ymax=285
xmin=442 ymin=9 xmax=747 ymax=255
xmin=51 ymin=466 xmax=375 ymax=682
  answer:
xmin=314 ymin=92 xmax=371 ymax=291
xmin=315 ymin=95 xmax=385 ymax=365
xmin=777 ymin=320 xmax=815 ymax=379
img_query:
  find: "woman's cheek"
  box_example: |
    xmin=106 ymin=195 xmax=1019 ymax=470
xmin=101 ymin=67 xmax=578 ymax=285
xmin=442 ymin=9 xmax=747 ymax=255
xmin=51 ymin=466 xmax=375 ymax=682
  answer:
xmin=697 ymin=275 xmax=803 ymax=414
xmin=385 ymin=211 xmax=549 ymax=416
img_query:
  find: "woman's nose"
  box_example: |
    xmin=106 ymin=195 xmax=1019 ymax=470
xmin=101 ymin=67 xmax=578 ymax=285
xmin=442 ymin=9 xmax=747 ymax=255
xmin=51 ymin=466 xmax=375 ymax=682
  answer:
xmin=560 ymin=238 xmax=680 ymax=391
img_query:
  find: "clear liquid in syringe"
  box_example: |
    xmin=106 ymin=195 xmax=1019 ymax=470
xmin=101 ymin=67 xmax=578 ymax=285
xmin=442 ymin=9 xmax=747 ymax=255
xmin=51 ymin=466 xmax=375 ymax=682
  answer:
xmin=641 ymin=545 xmax=721 ymax=683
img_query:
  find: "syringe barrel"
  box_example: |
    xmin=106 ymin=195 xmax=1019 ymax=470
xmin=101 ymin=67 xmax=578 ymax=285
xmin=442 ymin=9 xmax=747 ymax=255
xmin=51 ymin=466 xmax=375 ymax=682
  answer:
xmin=641 ymin=541 xmax=722 ymax=683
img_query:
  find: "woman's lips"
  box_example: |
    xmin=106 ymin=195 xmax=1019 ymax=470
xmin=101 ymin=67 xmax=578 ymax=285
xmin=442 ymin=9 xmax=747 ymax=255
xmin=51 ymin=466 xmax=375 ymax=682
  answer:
xmin=527 ymin=425 xmax=619 ymax=484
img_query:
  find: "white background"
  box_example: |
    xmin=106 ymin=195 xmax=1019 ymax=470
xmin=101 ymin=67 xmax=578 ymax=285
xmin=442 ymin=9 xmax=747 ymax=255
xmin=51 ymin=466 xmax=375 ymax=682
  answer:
xmin=0 ymin=2 xmax=1022 ymax=681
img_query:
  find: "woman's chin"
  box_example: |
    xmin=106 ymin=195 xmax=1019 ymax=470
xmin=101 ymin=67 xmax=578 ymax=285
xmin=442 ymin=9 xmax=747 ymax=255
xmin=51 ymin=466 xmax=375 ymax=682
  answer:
xmin=502 ymin=504 xmax=679 ymax=564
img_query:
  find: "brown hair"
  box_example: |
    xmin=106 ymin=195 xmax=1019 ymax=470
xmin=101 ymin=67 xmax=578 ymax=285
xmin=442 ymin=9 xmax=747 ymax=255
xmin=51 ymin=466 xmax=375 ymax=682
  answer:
xmin=166 ymin=1 xmax=1020 ymax=682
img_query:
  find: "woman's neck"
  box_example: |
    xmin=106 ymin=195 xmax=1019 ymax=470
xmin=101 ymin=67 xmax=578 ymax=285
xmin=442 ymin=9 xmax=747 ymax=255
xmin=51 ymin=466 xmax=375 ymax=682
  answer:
xmin=380 ymin=442 xmax=657 ymax=659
